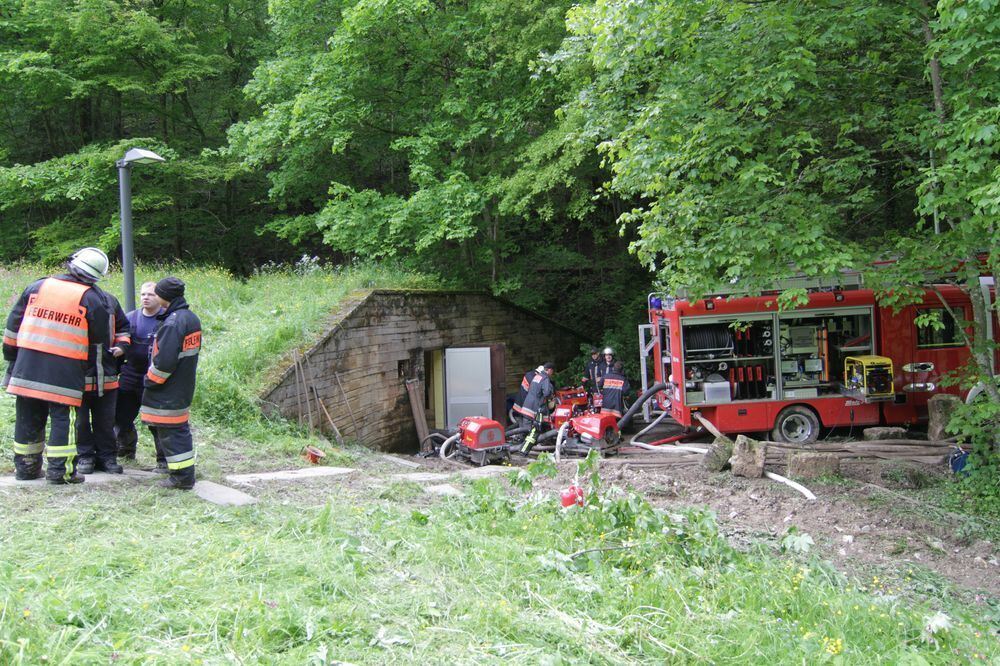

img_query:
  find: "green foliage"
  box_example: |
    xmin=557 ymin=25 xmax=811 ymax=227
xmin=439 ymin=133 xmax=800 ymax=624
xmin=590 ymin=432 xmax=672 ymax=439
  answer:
xmin=945 ymin=382 xmax=1000 ymax=512
xmin=0 ymin=0 xmax=280 ymax=268
xmin=229 ymin=0 xmax=651 ymax=337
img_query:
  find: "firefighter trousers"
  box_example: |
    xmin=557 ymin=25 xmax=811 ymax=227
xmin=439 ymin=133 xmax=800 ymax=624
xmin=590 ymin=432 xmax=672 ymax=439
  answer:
xmin=115 ymin=388 xmax=163 ymax=461
xmin=13 ymin=396 xmax=76 ymax=478
xmin=76 ymin=390 xmax=117 ymax=462
xmin=150 ymin=423 xmax=195 ymax=484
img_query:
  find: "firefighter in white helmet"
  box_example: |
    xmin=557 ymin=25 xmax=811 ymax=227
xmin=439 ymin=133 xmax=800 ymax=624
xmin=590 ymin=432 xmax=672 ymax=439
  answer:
xmin=595 ymin=346 xmax=615 ymax=389
xmin=3 ymin=248 xmax=115 ymax=484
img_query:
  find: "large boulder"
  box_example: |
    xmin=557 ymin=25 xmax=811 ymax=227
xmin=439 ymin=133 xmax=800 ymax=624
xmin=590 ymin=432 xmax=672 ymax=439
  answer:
xmin=862 ymin=426 xmax=907 ymax=441
xmin=730 ymin=434 xmax=767 ymax=479
xmin=702 ymin=435 xmax=734 ymax=472
xmin=788 ymin=452 xmax=841 ymax=479
xmin=927 ymin=394 xmax=962 ymax=441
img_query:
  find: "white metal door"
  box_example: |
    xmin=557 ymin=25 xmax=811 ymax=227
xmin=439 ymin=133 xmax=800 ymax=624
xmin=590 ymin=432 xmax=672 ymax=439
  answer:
xmin=445 ymin=347 xmax=492 ymax=428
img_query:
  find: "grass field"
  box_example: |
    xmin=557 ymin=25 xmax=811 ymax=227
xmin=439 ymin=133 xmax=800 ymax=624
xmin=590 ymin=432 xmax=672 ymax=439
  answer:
xmin=1 ymin=264 xmax=998 ymax=664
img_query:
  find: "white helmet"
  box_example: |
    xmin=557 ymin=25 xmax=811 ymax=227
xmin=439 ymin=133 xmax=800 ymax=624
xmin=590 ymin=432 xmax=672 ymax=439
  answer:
xmin=603 ymin=347 xmax=614 ymax=356
xmin=69 ymin=247 xmax=109 ymax=282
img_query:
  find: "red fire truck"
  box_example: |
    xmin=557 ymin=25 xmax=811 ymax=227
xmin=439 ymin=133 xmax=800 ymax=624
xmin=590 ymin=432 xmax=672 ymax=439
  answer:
xmin=640 ymin=274 xmax=997 ymax=443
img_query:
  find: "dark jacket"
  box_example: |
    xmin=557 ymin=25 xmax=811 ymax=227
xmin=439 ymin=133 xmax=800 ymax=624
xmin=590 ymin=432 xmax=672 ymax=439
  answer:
xmin=583 ymin=357 xmax=601 ymax=390
xmin=512 ymin=368 xmax=538 ymax=417
xmin=3 ymin=274 xmax=110 ymax=407
xmin=596 ymin=360 xmax=615 ymax=388
xmin=119 ymin=307 xmax=164 ymax=391
xmin=83 ymin=286 xmax=131 ymax=395
xmin=600 ymin=369 xmax=631 ymax=418
xmin=140 ymin=297 xmax=202 ymax=427
xmin=520 ymin=371 xmax=554 ymax=420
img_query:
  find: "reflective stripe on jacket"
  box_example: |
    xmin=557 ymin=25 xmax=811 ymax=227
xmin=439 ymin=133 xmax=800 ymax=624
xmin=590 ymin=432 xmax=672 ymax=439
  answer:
xmin=600 ymin=371 xmax=630 ymax=419
xmin=140 ymin=297 xmax=201 ymax=427
xmin=3 ymin=275 xmax=109 ymax=407
xmin=521 ymin=372 xmax=554 ymax=420
xmin=512 ymin=369 xmax=537 ymax=415
xmin=83 ymin=288 xmax=130 ymax=394
xmin=16 ymin=278 xmax=90 ymax=360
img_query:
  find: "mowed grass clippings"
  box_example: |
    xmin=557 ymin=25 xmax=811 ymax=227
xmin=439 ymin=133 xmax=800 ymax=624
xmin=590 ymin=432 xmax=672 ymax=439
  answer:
xmin=2 ymin=479 xmax=998 ymax=664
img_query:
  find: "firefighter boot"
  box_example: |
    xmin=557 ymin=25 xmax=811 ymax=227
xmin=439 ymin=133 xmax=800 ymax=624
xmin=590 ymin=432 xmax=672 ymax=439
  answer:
xmin=13 ymin=454 xmax=43 ymax=480
xmin=45 ymin=458 xmax=84 ymax=485
xmin=95 ymin=455 xmax=124 ymax=474
xmin=75 ymin=456 xmax=96 ymax=475
xmin=157 ymin=467 xmax=195 ymax=490
xmin=116 ymin=427 xmax=137 ymax=461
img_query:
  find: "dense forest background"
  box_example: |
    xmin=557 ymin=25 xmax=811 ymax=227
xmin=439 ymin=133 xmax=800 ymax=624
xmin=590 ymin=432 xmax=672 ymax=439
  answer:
xmin=1 ymin=0 xmax=997 ymax=360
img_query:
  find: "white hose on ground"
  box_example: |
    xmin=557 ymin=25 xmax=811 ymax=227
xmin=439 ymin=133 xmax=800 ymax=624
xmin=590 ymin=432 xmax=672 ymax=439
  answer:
xmin=554 ymin=422 xmax=570 ymax=463
xmin=438 ymin=433 xmax=461 ymax=460
xmin=629 ymin=410 xmax=672 ymax=447
xmin=764 ymin=471 xmax=817 ymax=501
xmin=630 ymin=442 xmax=708 ymax=454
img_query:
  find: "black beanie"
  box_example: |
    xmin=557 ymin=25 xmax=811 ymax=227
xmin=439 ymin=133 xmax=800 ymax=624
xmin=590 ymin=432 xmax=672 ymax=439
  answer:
xmin=155 ymin=276 xmax=185 ymax=301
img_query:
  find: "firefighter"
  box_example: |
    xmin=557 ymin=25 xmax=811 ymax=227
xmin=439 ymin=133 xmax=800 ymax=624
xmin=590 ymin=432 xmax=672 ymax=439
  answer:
xmin=600 ymin=361 xmax=631 ymax=419
xmin=596 ymin=347 xmax=616 ymax=387
xmin=517 ymin=362 xmax=555 ymax=455
xmin=75 ymin=285 xmax=131 ymax=475
xmin=140 ymin=277 xmax=202 ymax=490
xmin=115 ymin=281 xmax=167 ymax=471
xmin=2 ymin=248 xmax=114 ymax=484
xmin=582 ymin=347 xmax=601 ymax=394
xmin=511 ymin=365 xmax=542 ymax=427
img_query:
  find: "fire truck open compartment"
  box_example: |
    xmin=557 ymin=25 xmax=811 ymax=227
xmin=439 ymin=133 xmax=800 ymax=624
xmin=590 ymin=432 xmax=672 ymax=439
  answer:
xmin=678 ymin=307 xmax=874 ymax=406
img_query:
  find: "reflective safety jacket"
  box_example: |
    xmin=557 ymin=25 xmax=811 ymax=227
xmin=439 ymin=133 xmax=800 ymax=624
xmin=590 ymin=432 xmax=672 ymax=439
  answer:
xmin=519 ymin=371 xmax=554 ymax=420
xmin=511 ymin=368 xmax=537 ymax=417
xmin=83 ymin=287 xmax=130 ymax=395
xmin=599 ymin=369 xmax=631 ymax=419
xmin=140 ymin=297 xmax=202 ymax=427
xmin=3 ymin=275 xmax=110 ymax=407
xmin=595 ymin=360 xmax=615 ymax=388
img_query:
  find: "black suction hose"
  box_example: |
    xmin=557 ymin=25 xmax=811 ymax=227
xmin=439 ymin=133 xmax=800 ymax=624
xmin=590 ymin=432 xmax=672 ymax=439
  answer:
xmin=617 ymin=382 xmax=667 ymax=431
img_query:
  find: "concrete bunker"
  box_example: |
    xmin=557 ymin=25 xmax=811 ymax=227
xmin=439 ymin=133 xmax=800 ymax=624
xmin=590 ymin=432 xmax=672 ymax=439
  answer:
xmin=261 ymin=290 xmax=587 ymax=451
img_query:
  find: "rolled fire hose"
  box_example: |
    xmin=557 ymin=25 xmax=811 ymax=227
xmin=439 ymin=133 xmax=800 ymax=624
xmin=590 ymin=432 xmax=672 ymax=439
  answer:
xmin=438 ymin=433 xmax=461 ymax=460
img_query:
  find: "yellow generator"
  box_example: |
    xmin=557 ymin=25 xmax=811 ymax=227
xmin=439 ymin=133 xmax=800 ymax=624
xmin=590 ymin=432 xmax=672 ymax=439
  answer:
xmin=843 ymin=355 xmax=895 ymax=400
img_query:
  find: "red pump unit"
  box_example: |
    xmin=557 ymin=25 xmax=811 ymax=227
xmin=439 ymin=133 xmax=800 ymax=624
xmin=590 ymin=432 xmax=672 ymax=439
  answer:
xmin=440 ymin=416 xmax=510 ymax=466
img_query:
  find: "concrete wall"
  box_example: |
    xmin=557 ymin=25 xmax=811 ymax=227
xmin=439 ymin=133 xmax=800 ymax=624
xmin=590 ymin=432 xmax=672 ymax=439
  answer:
xmin=260 ymin=290 xmax=587 ymax=452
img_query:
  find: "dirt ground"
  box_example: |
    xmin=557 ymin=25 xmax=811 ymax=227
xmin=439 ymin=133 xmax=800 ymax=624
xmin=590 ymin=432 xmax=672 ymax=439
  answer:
xmin=204 ymin=424 xmax=998 ymax=605
xmin=352 ymin=445 xmax=1000 ymax=603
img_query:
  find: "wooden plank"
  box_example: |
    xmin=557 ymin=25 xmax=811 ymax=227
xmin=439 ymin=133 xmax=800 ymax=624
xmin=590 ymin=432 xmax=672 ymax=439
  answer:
xmin=405 ymin=378 xmax=431 ymax=452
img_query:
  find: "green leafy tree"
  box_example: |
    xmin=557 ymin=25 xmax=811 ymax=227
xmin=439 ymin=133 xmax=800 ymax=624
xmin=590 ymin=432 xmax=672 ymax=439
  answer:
xmin=229 ymin=0 xmax=650 ymax=336
xmin=548 ymin=0 xmax=998 ymax=441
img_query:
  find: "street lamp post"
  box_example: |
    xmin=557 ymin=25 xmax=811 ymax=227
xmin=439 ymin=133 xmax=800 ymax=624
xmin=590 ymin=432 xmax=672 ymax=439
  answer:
xmin=117 ymin=148 xmax=166 ymax=311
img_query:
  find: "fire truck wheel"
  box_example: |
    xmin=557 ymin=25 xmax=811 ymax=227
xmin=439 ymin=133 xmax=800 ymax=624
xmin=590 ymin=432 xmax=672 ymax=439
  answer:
xmin=772 ymin=405 xmax=820 ymax=444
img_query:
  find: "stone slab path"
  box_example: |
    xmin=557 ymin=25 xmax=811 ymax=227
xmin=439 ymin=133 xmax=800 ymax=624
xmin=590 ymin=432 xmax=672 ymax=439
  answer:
xmin=226 ymin=466 xmax=356 ymax=485
xmin=0 ymin=468 xmax=154 ymax=488
xmin=194 ymin=480 xmax=258 ymax=506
